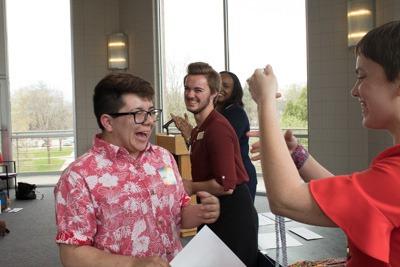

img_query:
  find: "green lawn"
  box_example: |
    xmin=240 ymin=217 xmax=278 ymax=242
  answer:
xmin=14 ymin=147 xmax=73 ymax=172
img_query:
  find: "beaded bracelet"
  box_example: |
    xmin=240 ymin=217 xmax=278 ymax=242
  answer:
xmin=291 ymin=144 xmax=309 ymax=170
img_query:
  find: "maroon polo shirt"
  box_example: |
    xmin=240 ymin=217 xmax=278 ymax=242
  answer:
xmin=190 ymin=110 xmax=249 ymax=191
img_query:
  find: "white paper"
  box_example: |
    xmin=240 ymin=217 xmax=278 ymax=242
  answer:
xmin=7 ymin=208 xmax=23 ymax=213
xmin=258 ymin=232 xmax=303 ymax=250
xmin=289 ymin=227 xmax=323 ymax=240
xmin=258 ymin=213 xmax=275 ymax=226
xmin=170 ymin=226 xmax=245 ymax=267
xmin=260 ymin=212 xmax=291 ymax=222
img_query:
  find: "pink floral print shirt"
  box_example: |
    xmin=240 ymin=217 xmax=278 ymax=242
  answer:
xmin=55 ymin=135 xmax=191 ymax=262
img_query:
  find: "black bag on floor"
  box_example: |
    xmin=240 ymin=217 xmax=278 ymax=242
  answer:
xmin=16 ymin=182 xmax=37 ymax=200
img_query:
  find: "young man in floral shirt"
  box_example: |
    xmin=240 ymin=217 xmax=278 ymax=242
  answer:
xmin=54 ymin=73 xmax=220 ymax=267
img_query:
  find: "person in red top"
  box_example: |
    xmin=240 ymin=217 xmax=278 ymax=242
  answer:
xmin=55 ymin=73 xmax=220 ymax=267
xmin=181 ymin=62 xmax=258 ymax=267
xmin=247 ymin=20 xmax=400 ymax=267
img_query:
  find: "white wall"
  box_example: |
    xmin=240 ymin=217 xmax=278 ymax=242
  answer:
xmin=71 ymin=0 xmax=156 ymax=156
xmin=0 ymin=0 xmax=11 ymax=160
xmin=0 ymin=0 xmax=6 ymax=76
xmin=306 ymin=0 xmax=400 ymax=173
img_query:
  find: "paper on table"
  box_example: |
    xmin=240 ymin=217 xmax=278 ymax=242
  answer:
xmin=260 ymin=212 xmax=291 ymax=222
xmin=289 ymin=227 xmax=323 ymax=240
xmin=170 ymin=225 xmax=245 ymax=267
xmin=258 ymin=232 xmax=302 ymax=251
xmin=258 ymin=213 xmax=275 ymax=226
xmin=8 ymin=208 xmax=23 ymax=213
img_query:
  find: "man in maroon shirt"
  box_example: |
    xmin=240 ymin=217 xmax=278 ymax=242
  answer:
xmin=181 ymin=62 xmax=258 ymax=267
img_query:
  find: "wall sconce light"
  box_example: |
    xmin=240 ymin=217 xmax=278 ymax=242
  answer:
xmin=347 ymin=0 xmax=375 ymax=47
xmin=107 ymin=33 xmax=128 ymax=70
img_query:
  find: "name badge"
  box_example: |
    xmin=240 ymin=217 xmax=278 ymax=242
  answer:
xmin=158 ymin=166 xmax=177 ymax=185
xmin=197 ymin=131 xmax=204 ymax=140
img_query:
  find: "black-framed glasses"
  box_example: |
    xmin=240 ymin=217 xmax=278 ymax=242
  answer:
xmin=108 ymin=109 xmax=162 ymax=124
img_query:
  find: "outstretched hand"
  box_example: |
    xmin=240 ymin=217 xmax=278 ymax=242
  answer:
xmin=170 ymin=113 xmax=193 ymax=141
xmin=197 ymin=191 xmax=220 ymax=224
xmin=246 ymin=129 xmax=299 ymax=161
xmin=247 ymin=130 xmax=262 ymax=161
xmin=284 ymin=129 xmax=299 ymax=153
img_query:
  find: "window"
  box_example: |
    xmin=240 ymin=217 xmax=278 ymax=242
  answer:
xmin=228 ymin=0 xmax=307 ymax=129
xmin=159 ymin=0 xmax=307 ymax=193
xmin=160 ymin=0 xmax=225 ymax=123
xmin=6 ymin=0 xmax=74 ymax=176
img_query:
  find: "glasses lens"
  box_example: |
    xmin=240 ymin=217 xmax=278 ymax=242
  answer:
xmin=134 ymin=111 xmax=147 ymax=124
xmin=132 ymin=110 xmax=162 ymax=124
xmin=150 ymin=110 xmax=161 ymax=121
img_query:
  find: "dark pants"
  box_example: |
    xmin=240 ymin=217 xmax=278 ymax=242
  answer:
xmin=200 ymin=184 xmax=259 ymax=267
xmin=246 ymin=175 xmax=258 ymax=202
xmin=243 ymin=158 xmax=258 ymax=202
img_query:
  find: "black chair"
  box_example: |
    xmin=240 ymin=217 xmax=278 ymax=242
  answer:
xmin=0 ymin=160 xmax=17 ymax=198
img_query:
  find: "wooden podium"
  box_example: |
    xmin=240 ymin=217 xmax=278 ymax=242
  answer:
xmin=156 ymin=133 xmax=197 ymax=237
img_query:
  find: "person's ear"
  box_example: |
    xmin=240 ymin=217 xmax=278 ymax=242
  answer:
xmin=211 ymin=91 xmax=218 ymax=101
xmin=212 ymin=92 xmax=219 ymax=105
xmin=100 ymin=114 xmax=114 ymax=132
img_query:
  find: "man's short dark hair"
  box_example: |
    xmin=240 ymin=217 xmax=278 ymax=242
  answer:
xmin=356 ymin=20 xmax=400 ymax=82
xmin=184 ymin=62 xmax=221 ymax=94
xmin=93 ymin=73 xmax=154 ymax=130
